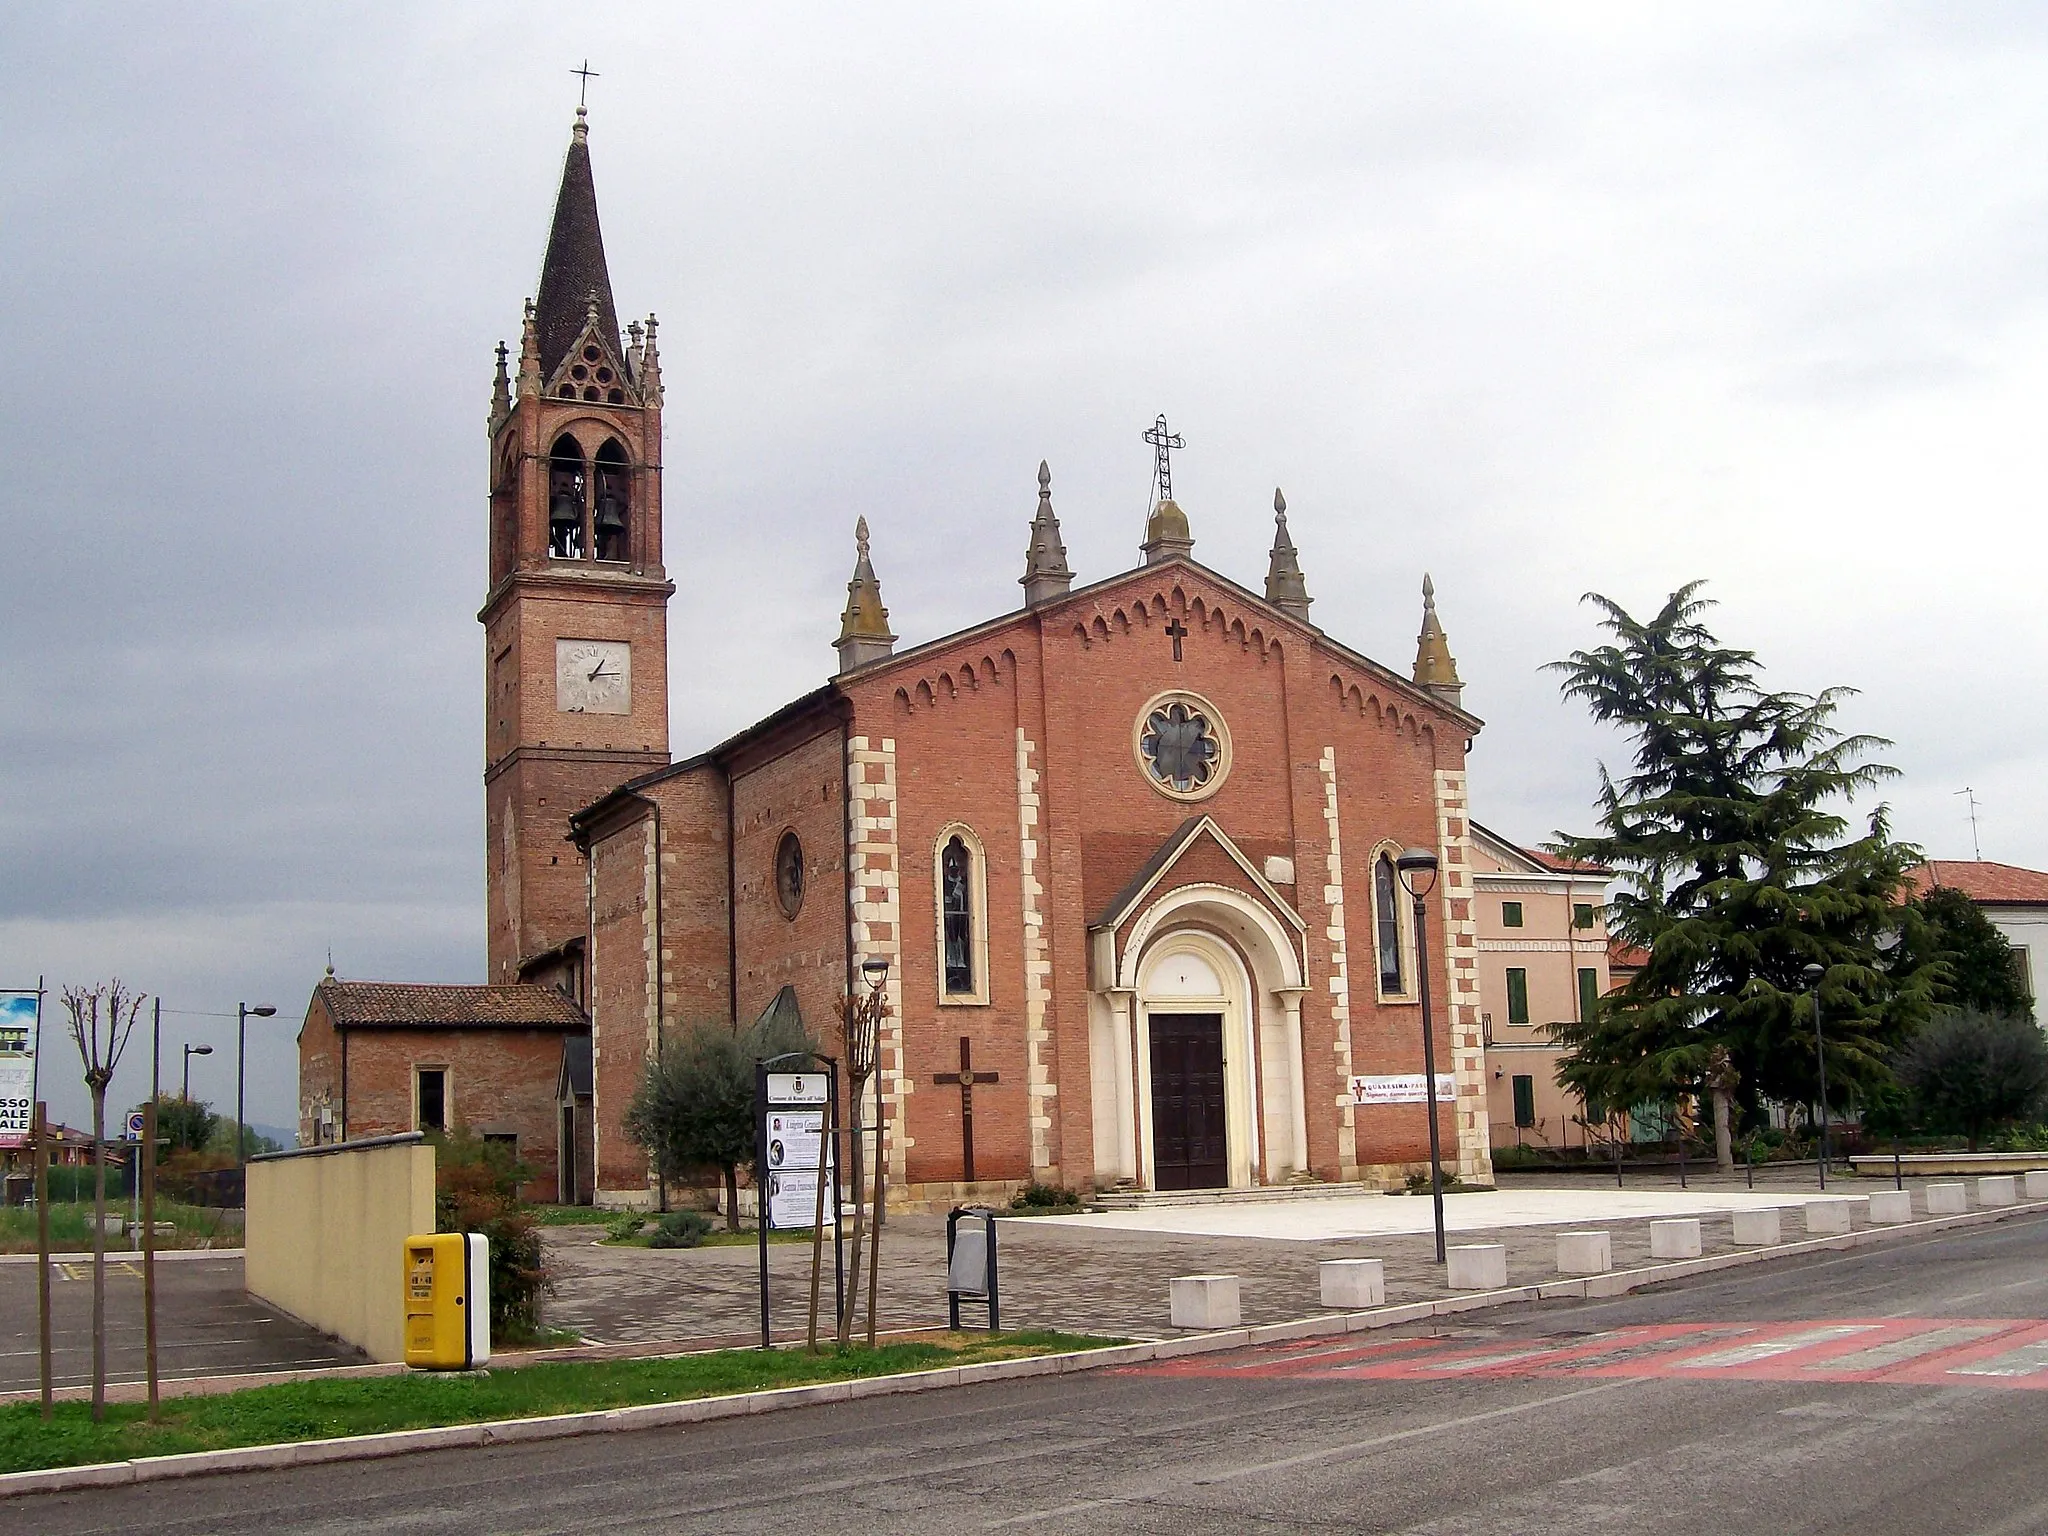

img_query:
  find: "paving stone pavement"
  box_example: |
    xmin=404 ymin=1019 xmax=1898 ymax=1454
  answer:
xmin=543 ymin=1167 xmax=1954 ymax=1347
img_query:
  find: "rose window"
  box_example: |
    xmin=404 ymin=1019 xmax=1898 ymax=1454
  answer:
xmin=1140 ymin=699 xmax=1221 ymax=794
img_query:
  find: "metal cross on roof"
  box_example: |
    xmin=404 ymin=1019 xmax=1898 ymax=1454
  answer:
xmin=572 ymin=59 xmax=601 ymax=108
xmin=1143 ymin=414 xmax=1185 ymax=503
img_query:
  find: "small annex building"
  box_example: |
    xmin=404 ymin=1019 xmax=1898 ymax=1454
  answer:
xmin=296 ymin=974 xmax=588 ymax=1202
xmin=1907 ymin=860 xmax=2048 ymax=1026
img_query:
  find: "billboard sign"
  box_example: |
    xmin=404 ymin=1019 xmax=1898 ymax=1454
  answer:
xmin=0 ymin=991 xmax=40 ymax=1148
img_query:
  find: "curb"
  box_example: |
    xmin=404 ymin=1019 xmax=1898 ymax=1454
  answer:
xmin=4 ymin=1199 xmax=2041 ymax=1499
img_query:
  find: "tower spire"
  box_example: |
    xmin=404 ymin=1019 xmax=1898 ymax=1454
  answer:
xmin=1412 ymin=573 xmax=1464 ymax=710
xmin=1264 ymin=488 xmax=1312 ymax=622
xmin=532 ymin=107 xmax=622 ymax=380
xmin=836 ymin=517 xmax=897 ymax=672
xmin=1020 ymin=460 xmax=1074 ymax=606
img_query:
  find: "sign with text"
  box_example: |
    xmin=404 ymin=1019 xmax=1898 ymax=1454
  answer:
xmin=1349 ymin=1073 xmax=1456 ymax=1107
xmin=763 ymin=1074 xmax=835 ymax=1231
xmin=0 ymin=992 xmax=39 ymax=1148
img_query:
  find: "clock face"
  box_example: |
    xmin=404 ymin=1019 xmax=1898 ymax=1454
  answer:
xmin=556 ymin=639 xmax=631 ymax=715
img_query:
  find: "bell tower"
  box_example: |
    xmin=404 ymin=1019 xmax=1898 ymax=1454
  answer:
xmin=481 ymin=106 xmax=672 ymax=985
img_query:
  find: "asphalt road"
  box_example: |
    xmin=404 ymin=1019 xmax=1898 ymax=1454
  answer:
xmin=18 ymin=1212 xmax=2048 ymax=1534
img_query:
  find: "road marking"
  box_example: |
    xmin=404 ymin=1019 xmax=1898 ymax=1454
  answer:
xmin=1950 ymin=1340 xmax=2048 ymax=1379
xmin=1676 ymin=1326 xmax=1877 ymax=1369
xmin=1122 ymin=1320 xmax=2048 ymax=1390
xmin=1816 ymin=1326 xmax=2003 ymax=1373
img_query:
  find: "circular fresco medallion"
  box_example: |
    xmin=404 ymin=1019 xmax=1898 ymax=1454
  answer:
xmin=1134 ymin=690 xmax=1232 ymax=801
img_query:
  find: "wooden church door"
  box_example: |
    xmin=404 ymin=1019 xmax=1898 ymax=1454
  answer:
xmin=1149 ymin=1013 xmax=1228 ymax=1190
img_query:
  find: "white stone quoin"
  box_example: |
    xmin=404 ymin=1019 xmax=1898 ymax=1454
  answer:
xmin=1804 ymin=1198 xmax=1853 ymax=1235
xmin=1731 ymin=1207 xmax=1782 ymax=1246
xmin=1649 ymin=1217 xmax=1702 ymax=1259
xmin=1446 ymin=1244 xmax=1508 ymax=1291
xmin=2027 ymin=1170 xmax=2048 ymax=1200
xmin=1555 ymin=1231 xmax=1612 ymax=1275
xmin=1170 ymin=1274 xmax=1242 ymax=1330
xmin=1319 ymin=1258 xmax=1386 ymax=1309
xmin=1925 ymin=1181 xmax=1968 ymax=1214
xmin=1867 ymin=1190 xmax=1913 ymax=1224
xmin=1978 ymin=1175 xmax=2019 ymax=1207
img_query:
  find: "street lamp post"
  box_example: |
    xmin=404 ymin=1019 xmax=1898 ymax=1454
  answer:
xmin=181 ymin=1044 xmax=213 ymax=1103
xmin=1394 ymin=847 xmax=1447 ymax=1265
xmin=236 ymin=1004 xmax=276 ymax=1168
xmin=1803 ymin=963 xmax=1828 ymax=1191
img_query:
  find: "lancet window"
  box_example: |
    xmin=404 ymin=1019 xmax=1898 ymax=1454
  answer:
xmin=548 ymin=436 xmax=587 ymax=559
xmin=1374 ymin=850 xmax=1405 ymax=996
xmin=941 ymin=836 xmax=974 ymax=995
xmin=593 ymin=439 xmax=631 ymax=562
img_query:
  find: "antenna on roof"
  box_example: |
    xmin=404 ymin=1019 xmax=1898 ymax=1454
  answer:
xmin=1955 ymin=787 xmax=1983 ymax=861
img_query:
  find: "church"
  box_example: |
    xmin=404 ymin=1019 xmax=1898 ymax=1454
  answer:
xmin=300 ymin=108 xmax=1498 ymax=1208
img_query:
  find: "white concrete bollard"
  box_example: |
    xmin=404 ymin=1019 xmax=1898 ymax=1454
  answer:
xmin=1867 ymin=1190 xmax=1913 ymax=1224
xmin=1446 ymin=1244 xmax=1509 ymax=1291
xmin=2026 ymin=1170 xmax=2048 ymax=1200
xmin=1170 ymin=1274 xmax=1241 ymax=1330
xmin=1978 ymin=1175 xmax=2019 ymax=1207
xmin=1556 ymin=1231 xmax=1612 ymax=1275
xmin=1926 ymin=1182 xmax=1968 ymax=1214
xmin=1319 ymin=1258 xmax=1386 ymax=1310
xmin=1804 ymin=1198 xmax=1854 ymax=1235
xmin=1648 ymin=1217 xmax=1703 ymax=1260
xmin=1731 ymin=1207 xmax=1782 ymax=1246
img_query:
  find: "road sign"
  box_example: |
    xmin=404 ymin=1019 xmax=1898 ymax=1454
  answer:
xmin=126 ymin=1109 xmax=147 ymax=1141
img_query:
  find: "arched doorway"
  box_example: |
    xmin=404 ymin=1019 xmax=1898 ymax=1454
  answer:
xmin=1089 ymin=882 xmax=1310 ymax=1192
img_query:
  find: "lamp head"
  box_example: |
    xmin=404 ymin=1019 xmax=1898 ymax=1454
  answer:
xmin=1394 ymin=846 xmax=1440 ymax=898
xmin=860 ymin=956 xmax=891 ymax=990
xmin=1801 ymin=963 xmax=1825 ymax=987
xmin=189 ymin=1044 xmax=213 ymax=1057
xmin=247 ymin=1005 xmax=277 ymax=1018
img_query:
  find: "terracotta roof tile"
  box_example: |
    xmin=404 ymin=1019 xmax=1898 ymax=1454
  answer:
xmin=1908 ymin=860 xmax=2048 ymax=906
xmin=318 ymin=980 xmax=587 ymax=1029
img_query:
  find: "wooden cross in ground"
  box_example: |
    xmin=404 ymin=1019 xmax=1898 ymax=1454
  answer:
xmin=933 ymin=1036 xmax=998 ymax=1184
xmin=1165 ymin=616 xmax=1188 ymax=661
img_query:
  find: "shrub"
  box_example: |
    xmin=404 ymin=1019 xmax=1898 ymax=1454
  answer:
xmin=432 ymin=1130 xmax=553 ymax=1344
xmin=648 ymin=1210 xmax=713 ymax=1249
xmin=604 ymin=1210 xmax=649 ymax=1243
xmin=1405 ymin=1169 xmax=1468 ymax=1194
xmin=1897 ymin=1009 xmax=2048 ymax=1152
xmin=1009 ymin=1182 xmax=1082 ymax=1212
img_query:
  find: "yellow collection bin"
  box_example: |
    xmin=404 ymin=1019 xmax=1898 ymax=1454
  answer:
xmin=404 ymin=1232 xmax=490 ymax=1369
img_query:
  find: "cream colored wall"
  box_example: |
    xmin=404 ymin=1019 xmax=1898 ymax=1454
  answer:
xmin=245 ymin=1135 xmax=436 ymax=1365
xmin=1473 ymin=863 xmax=1609 ymax=1151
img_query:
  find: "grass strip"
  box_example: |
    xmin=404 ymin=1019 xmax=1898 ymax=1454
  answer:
xmin=0 ymin=1331 xmax=1116 ymax=1476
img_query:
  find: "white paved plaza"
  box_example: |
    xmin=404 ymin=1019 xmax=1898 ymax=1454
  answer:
xmin=1039 ymin=1185 xmax=1808 ymax=1242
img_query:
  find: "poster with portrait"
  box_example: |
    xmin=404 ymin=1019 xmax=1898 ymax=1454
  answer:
xmin=762 ymin=1072 xmax=836 ymax=1231
xmin=0 ymin=991 xmax=40 ymax=1148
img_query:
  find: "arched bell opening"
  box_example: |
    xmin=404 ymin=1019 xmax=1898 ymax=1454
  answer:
xmin=593 ymin=438 xmax=631 ymax=563
xmin=548 ymin=435 xmax=587 ymax=560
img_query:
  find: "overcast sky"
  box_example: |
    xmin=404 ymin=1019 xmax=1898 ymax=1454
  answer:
xmin=4 ymin=4 xmax=2045 ymax=1134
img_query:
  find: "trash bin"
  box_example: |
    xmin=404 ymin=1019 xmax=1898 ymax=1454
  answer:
xmin=946 ymin=1206 xmax=1000 ymax=1332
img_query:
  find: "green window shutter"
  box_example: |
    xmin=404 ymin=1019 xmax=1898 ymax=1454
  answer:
xmin=1578 ymin=967 xmax=1599 ymax=1020
xmin=1501 ymin=901 xmax=1523 ymax=928
xmin=1506 ymin=968 xmax=1529 ymax=1025
xmin=1573 ymin=902 xmax=1596 ymax=930
xmin=1512 ymin=1075 xmax=1535 ymax=1128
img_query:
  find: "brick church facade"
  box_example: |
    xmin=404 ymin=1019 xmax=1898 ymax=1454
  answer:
xmin=300 ymin=109 xmax=1498 ymax=1206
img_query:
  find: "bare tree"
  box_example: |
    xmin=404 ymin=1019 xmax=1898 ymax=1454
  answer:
xmin=63 ymin=980 xmax=146 ymax=1421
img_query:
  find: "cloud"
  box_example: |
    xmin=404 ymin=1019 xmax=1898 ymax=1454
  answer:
xmin=4 ymin=5 xmax=2045 ymax=1128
